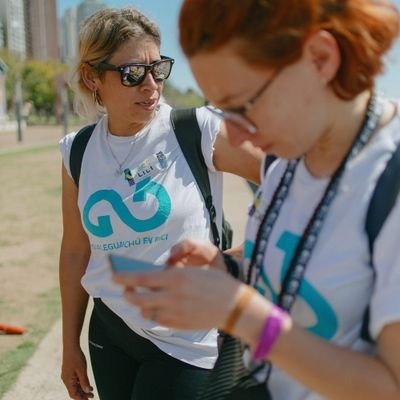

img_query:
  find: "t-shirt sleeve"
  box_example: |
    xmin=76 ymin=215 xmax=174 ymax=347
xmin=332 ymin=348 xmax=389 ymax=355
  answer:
xmin=195 ymin=106 xmax=222 ymax=172
xmin=369 ymin=198 xmax=400 ymax=339
xmin=59 ymin=131 xmax=77 ymax=178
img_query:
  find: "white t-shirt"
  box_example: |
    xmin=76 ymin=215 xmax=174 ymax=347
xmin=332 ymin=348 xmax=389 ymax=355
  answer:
xmin=59 ymin=103 xmax=222 ymax=369
xmin=244 ymin=103 xmax=400 ymax=399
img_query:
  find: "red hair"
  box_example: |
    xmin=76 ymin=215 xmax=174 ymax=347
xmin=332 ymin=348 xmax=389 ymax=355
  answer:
xmin=179 ymin=0 xmax=399 ymax=99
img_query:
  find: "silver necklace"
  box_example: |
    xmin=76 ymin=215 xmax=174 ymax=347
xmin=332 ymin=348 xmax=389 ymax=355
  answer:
xmin=106 ymin=108 xmax=159 ymax=176
xmin=106 ymin=131 xmax=139 ymax=176
xmin=106 ymin=108 xmax=160 ymax=176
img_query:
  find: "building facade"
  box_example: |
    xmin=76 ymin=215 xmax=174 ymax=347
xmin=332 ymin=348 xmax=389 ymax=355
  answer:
xmin=24 ymin=0 xmax=59 ymax=61
xmin=60 ymin=7 xmax=78 ymax=66
xmin=76 ymin=0 xmax=106 ymax=31
xmin=0 ymin=0 xmax=26 ymax=57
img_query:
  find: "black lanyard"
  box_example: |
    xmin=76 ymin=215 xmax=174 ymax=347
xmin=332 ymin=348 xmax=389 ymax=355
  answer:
xmin=247 ymin=94 xmax=383 ymax=313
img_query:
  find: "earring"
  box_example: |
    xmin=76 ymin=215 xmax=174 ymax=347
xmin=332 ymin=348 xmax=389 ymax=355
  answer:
xmin=92 ymin=89 xmax=98 ymax=105
xmin=92 ymin=89 xmax=103 ymax=107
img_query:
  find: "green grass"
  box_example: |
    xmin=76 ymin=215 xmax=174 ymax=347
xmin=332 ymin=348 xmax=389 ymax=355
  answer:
xmin=0 ymin=146 xmax=62 ymax=398
xmin=0 ymin=143 xmax=57 ymax=157
xmin=0 ymin=288 xmax=61 ymax=398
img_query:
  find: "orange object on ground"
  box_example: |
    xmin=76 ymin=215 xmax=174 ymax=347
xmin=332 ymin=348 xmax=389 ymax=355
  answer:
xmin=0 ymin=323 xmax=26 ymax=334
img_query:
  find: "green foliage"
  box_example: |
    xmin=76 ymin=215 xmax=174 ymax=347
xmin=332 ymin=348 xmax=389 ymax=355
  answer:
xmin=163 ymin=81 xmax=204 ymax=108
xmin=22 ymin=59 xmax=66 ymax=116
xmin=0 ymin=50 xmax=68 ymax=119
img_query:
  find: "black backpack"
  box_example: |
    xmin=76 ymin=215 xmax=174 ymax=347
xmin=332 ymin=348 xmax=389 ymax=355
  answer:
xmin=69 ymin=108 xmax=233 ymax=250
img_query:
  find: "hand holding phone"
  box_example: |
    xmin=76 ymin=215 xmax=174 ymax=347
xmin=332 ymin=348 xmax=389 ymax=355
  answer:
xmin=109 ymin=254 xmax=165 ymax=274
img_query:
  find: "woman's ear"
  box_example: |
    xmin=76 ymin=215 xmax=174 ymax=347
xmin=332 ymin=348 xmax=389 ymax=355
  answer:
xmin=303 ymin=30 xmax=341 ymax=85
xmin=81 ymin=63 xmax=99 ymax=91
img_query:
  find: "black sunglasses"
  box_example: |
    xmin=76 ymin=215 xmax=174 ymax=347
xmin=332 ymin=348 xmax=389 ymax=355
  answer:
xmin=93 ymin=56 xmax=175 ymax=87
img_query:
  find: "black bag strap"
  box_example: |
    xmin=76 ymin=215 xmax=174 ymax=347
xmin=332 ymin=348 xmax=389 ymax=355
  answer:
xmin=69 ymin=124 xmax=96 ymax=186
xmin=360 ymin=141 xmax=400 ymax=342
xmin=170 ymin=108 xmax=222 ymax=248
xmin=366 ymin=141 xmax=400 ymax=254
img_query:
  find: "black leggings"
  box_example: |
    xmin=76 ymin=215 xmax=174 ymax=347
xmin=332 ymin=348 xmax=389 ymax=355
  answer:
xmin=88 ymin=298 xmax=210 ymax=400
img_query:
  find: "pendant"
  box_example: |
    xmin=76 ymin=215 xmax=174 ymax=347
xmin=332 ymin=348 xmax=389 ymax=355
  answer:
xmin=124 ymin=168 xmax=135 ymax=186
xmin=115 ymin=167 xmax=123 ymax=176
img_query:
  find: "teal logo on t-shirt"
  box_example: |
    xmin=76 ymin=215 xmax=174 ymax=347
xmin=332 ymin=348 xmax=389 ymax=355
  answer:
xmin=244 ymin=231 xmax=338 ymax=340
xmin=83 ymin=177 xmax=171 ymax=237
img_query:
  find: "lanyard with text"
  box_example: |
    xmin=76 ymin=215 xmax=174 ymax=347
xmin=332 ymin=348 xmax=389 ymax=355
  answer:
xmin=247 ymin=93 xmax=383 ymax=313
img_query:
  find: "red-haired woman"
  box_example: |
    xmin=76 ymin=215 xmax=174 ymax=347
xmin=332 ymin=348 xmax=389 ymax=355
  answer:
xmin=114 ymin=1 xmax=400 ymax=399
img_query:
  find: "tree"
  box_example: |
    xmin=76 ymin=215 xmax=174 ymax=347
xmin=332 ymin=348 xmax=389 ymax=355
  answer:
xmin=22 ymin=59 xmax=67 ymax=119
xmin=0 ymin=50 xmax=69 ymax=120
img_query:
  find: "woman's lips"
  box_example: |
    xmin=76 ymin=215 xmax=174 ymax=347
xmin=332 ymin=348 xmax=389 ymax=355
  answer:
xmin=136 ymin=99 xmax=157 ymax=110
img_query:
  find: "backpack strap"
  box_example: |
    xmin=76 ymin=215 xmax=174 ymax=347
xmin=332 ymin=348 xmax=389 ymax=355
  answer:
xmin=170 ymin=108 xmax=222 ymax=248
xmin=69 ymin=124 xmax=96 ymax=186
xmin=366 ymin=141 xmax=400 ymax=254
xmin=361 ymin=141 xmax=400 ymax=342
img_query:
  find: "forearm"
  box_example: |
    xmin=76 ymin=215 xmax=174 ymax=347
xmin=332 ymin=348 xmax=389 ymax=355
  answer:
xmin=59 ymin=250 xmax=90 ymax=350
xmin=213 ymin=124 xmax=264 ymax=183
xmin=232 ymin=294 xmax=400 ymax=400
xmin=271 ymin=326 xmax=400 ymax=400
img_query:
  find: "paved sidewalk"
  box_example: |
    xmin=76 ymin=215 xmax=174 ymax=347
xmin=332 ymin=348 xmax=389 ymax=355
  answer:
xmin=1 ymin=141 xmax=255 ymax=400
xmin=2 ymin=314 xmax=95 ymax=400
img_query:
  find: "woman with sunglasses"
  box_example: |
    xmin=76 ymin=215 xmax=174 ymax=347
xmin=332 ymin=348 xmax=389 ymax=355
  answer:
xmin=114 ymin=1 xmax=400 ymax=399
xmin=59 ymin=6 xmax=263 ymax=400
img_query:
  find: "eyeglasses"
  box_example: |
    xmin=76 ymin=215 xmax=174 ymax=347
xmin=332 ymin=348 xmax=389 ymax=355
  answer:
xmin=205 ymin=72 xmax=278 ymax=134
xmin=93 ymin=56 xmax=175 ymax=87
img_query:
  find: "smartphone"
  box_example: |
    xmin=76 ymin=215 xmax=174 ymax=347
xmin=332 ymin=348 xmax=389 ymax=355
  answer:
xmin=108 ymin=254 xmax=165 ymax=274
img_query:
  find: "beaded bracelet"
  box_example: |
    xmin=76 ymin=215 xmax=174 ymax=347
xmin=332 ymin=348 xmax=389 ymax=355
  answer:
xmin=252 ymin=304 xmax=288 ymax=361
xmin=223 ymin=285 xmax=255 ymax=334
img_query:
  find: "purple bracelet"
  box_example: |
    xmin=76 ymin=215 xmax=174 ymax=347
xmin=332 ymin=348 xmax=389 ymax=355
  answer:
xmin=252 ymin=305 xmax=287 ymax=361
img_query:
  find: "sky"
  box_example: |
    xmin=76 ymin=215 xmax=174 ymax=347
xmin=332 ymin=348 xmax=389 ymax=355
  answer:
xmin=58 ymin=0 xmax=400 ymax=98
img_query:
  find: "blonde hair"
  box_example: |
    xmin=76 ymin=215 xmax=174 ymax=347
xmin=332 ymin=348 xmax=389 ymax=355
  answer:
xmin=70 ymin=7 xmax=161 ymax=122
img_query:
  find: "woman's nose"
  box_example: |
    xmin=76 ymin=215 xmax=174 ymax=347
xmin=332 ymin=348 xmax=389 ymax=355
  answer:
xmin=140 ymin=71 xmax=160 ymax=91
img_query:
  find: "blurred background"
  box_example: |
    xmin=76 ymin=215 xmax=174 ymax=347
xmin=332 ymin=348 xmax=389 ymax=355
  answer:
xmin=0 ymin=1 xmax=400 ymax=398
